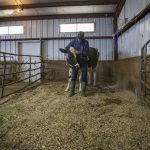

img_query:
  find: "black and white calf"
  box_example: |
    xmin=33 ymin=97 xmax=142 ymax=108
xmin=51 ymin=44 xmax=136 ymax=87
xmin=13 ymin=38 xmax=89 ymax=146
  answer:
xmin=59 ymin=47 xmax=99 ymax=92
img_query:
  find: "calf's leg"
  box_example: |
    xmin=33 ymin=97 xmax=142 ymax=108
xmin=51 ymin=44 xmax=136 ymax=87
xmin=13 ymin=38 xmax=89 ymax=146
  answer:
xmin=69 ymin=67 xmax=78 ymax=97
xmin=65 ymin=68 xmax=72 ymax=92
xmin=88 ymin=71 xmax=91 ymax=85
xmin=80 ymin=65 xmax=88 ymax=97
xmin=79 ymin=72 xmax=82 ymax=92
xmin=93 ymin=71 xmax=96 ymax=86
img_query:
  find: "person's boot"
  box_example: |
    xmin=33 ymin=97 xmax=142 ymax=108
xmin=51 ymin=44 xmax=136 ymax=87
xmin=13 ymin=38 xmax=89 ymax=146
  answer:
xmin=69 ymin=80 xmax=76 ymax=97
xmin=81 ymin=82 xmax=87 ymax=97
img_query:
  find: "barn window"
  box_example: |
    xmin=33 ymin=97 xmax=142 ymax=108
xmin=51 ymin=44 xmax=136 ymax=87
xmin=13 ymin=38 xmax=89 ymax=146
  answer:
xmin=9 ymin=26 xmax=24 ymax=34
xmin=0 ymin=27 xmax=9 ymax=35
xmin=60 ymin=23 xmax=95 ymax=33
xmin=0 ymin=26 xmax=24 ymax=35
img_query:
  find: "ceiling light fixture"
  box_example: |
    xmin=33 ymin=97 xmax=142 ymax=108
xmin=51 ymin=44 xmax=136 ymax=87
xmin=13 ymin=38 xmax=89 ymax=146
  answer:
xmin=14 ymin=0 xmax=23 ymax=14
xmin=16 ymin=8 xmax=21 ymax=13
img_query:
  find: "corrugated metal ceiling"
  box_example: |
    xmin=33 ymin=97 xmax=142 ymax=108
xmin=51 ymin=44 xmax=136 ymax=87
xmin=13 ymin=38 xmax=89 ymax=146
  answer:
xmin=0 ymin=0 xmax=118 ymax=18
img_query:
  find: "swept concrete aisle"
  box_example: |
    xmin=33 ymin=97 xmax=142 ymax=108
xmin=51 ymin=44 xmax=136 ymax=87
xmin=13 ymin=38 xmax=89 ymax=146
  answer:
xmin=0 ymin=82 xmax=150 ymax=150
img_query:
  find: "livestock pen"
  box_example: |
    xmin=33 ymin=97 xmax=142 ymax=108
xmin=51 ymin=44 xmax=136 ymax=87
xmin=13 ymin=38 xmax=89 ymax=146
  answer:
xmin=0 ymin=0 xmax=150 ymax=150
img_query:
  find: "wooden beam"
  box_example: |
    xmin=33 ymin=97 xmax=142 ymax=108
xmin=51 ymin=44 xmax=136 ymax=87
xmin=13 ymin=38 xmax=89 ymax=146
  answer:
xmin=117 ymin=4 xmax=150 ymax=37
xmin=114 ymin=0 xmax=126 ymax=18
xmin=0 ymin=13 xmax=113 ymax=22
xmin=0 ymin=0 xmax=117 ymax=10
xmin=0 ymin=36 xmax=113 ymax=42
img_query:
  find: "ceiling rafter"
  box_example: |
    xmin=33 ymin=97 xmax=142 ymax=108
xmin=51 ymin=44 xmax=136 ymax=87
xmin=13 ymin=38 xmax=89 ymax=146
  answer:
xmin=114 ymin=0 xmax=126 ymax=18
xmin=0 ymin=13 xmax=114 ymax=22
xmin=0 ymin=0 xmax=117 ymax=10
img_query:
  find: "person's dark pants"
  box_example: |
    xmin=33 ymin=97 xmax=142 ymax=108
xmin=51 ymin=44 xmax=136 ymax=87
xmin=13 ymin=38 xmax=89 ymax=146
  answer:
xmin=71 ymin=63 xmax=88 ymax=82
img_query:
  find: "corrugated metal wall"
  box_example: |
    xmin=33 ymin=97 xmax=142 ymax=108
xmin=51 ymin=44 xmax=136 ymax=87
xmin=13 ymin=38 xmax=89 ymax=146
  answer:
xmin=117 ymin=0 xmax=150 ymax=59
xmin=0 ymin=17 xmax=114 ymax=60
xmin=118 ymin=0 xmax=150 ymax=29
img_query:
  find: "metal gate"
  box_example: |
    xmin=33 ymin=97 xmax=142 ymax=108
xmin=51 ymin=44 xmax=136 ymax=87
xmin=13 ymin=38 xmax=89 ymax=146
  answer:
xmin=141 ymin=40 xmax=150 ymax=102
xmin=0 ymin=52 xmax=43 ymax=98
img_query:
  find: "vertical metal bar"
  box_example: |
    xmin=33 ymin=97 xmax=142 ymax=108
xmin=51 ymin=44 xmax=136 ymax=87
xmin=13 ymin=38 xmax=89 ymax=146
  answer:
xmin=15 ymin=60 xmax=18 ymax=81
xmin=40 ymin=39 xmax=43 ymax=58
xmin=46 ymin=20 xmax=48 ymax=38
xmin=31 ymin=20 xmax=32 ymax=38
xmin=15 ymin=41 xmax=17 ymax=61
xmin=40 ymin=39 xmax=44 ymax=83
xmin=53 ymin=19 xmax=54 ymax=61
xmin=144 ymin=46 xmax=147 ymax=96
xmin=29 ymin=56 xmax=31 ymax=85
xmin=141 ymin=47 xmax=144 ymax=97
xmin=36 ymin=20 xmax=38 ymax=38
xmin=1 ymin=53 xmax=6 ymax=97
xmin=4 ymin=37 xmax=6 ymax=53
xmin=10 ymin=41 xmax=11 ymax=56
xmin=41 ymin=57 xmax=44 ymax=83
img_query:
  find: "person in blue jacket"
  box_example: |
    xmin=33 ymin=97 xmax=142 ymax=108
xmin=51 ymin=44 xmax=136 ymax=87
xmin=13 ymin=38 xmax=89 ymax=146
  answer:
xmin=65 ymin=31 xmax=89 ymax=97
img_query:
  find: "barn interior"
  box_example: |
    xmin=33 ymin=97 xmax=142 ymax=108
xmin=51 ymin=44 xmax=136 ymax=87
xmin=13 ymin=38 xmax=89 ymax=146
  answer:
xmin=0 ymin=0 xmax=150 ymax=149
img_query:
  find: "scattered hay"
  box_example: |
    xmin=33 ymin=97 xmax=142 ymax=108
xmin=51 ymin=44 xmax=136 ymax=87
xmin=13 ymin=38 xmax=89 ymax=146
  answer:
xmin=0 ymin=82 xmax=150 ymax=150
